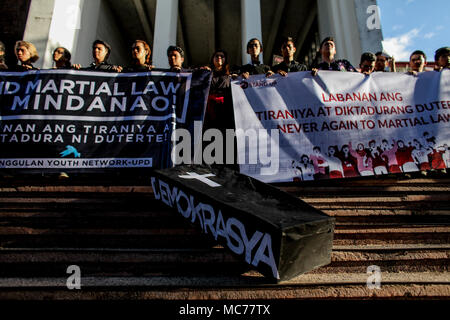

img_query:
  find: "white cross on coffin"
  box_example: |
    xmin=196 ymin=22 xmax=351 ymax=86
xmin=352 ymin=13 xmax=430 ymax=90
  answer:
xmin=178 ymin=172 xmax=221 ymax=187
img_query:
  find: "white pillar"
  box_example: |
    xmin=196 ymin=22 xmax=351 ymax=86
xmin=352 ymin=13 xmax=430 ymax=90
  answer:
xmin=153 ymin=0 xmax=178 ymax=69
xmin=241 ymin=0 xmax=263 ymax=65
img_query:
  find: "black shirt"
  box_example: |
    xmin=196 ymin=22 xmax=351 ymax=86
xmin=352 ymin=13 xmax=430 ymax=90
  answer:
xmin=272 ymin=60 xmax=307 ymax=73
xmin=170 ymin=67 xmax=192 ymax=73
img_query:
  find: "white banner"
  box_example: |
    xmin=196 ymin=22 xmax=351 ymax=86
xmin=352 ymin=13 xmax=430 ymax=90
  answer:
xmin=0 ymin=158 xmax=153 ymax=168
xmin=231 ymin=70 xmax=450 ymax=183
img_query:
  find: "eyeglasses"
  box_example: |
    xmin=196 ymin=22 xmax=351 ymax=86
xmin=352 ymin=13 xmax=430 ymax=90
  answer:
xmin=214 ymin=54 xmax=225 ymax=58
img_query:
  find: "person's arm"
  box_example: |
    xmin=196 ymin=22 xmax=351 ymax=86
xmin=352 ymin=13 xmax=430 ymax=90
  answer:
xmin=345 ymin=60 xmax=357 ymax=72
xmin=265 ymin=65 xmax=274 ymax=77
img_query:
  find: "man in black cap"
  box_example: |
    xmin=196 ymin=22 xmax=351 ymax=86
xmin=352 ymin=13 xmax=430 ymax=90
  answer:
xmin=271 ymin=36 xmax=307 ymax=76
xmin=434 ymin=47 xmax=450 ymax=71
xmin=409 ymin=50 xmax=427 ymax=74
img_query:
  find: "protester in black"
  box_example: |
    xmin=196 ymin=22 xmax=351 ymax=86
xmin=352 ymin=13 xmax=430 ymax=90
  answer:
xmin=78 ymin=40 xmax=122 ymax=72
xmin=239 ymin=38 xmax=273 ymax=78
xmin=167 ymin=45 xmax=191 ymax=72
xmin=312 ymin=37 xmax=356 ymax=73
xmin=271 ymin=37 xmax=307 ymax=75
xmin=125 ymin=40 xmax=154 ymax=72
xmin=12 ymin=40 xmax=39 ymax=71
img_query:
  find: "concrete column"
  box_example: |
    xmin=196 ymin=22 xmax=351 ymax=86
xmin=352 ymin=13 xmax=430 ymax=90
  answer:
xmin=241 ymin=0 xmax=263 ymax=65
xmin=153 ymin=0 xmax=178 ymax=69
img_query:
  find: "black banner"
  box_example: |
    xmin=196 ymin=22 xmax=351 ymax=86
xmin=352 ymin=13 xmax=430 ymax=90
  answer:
xmin=0 ymin=69 xmax=210 ymax=170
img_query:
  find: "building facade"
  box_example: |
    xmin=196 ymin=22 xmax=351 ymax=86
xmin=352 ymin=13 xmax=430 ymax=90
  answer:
xmin=1 ymin=0 xmax=384 ymax=70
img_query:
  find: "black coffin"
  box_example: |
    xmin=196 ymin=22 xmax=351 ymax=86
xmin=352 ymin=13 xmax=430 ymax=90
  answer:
xmin=150 ymin=165 xmax=335 ymax=282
